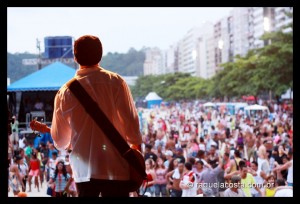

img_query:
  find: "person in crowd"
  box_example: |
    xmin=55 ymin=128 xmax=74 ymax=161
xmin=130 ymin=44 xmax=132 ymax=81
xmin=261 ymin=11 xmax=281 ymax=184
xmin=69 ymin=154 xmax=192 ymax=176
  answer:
xmin=9 ymin=156 xmax=25 ymax=196
xmin=180 ymin=162 xmax=197 ymax=197
xmin=192 ymin=158 xmax=206 ymax=194
xmin=144 ymin=144 xmax=158 ymax=162
xmin=165 ymin=158 xmax=178 ymax=197
xmin=33 ymin=98 xmax=44 ymax=110
xmin=249 ymin=161 xmax=264 ymax=197
xmin=8 ymin=140 xmax=13 ymax=166
xmin=27 ymin=152 xmax=41 ymax=192
xmin=274 ymin=178 xmax=293 ymax=197
xmin=154 ymin=144 xmax=166 ymax=161
xmin=223 ymin=175 xmax=246 ymax=197
xmin=19 ymin=134 xmax=26 ymax=150
xmin=166 ymin=161 xmax=184 ymax=197
xmin=141 ymin=158 xmax=156 ymax=196
xmin=163 ymin=150 xmax=173 ymax=169
xmin=65 ymin=161 xmax=77 ymax=197
xmin=39 ymin=142 xmax=49 ymax=183
xmin=47 ymin=142 xmax=58 ymax=160
xmin=207 ymin=145 xmax=218 ymax=167
xmin=175 ymin=147 xmax=186 ymax=164
xmin=165 ymin=134 xmax=176 ymax=153
xmin=239 ymin=161 xmax=262 ymax=197
xmin=33 ymin=148 xmax=44 ymax=187
xmin=25 ymin=142 xmax=33 ymax=166
xmin=226 ymin=150 xmax=242 ymax=174
xmin=154 ymin=157 xmax=167 ymax=197
xmin=188 ymin=138 xmax=199 ymax=158
xmin=273 ymin=149 xmax=293 ymax=186
xmin=51 ymin=35 xmax=142 ymax=197
xmin=245 ymin=132 xmax=256 ymax=161
xmin=199 ymin=156 xmax=224 ymax=197
xmin=47 ymin=151 xmax=59 ymax=181
xmin=10 ymin=115 xmax=19 ymax=144
xmin=198 ymin=137 xmax=206 ymax=152
xmin=48 ymin=161 xmax=72 ymax=197
xmin=18 ymin=154 xmax=29 ymax=192
xmin=261 ymin=174 xmax=276 ymax=197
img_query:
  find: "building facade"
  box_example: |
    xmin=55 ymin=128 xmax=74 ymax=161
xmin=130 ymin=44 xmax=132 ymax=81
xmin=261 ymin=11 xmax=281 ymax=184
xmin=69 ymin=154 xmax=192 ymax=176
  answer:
xmin=143 ymin=7 xmax=292 ymax=78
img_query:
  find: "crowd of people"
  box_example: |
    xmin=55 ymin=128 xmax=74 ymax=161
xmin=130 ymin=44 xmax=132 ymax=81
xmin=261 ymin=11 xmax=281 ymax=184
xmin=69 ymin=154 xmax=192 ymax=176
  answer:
xmin=8 ymin=122 xmax=76 ymax=197
xmin=138 ymin=99 xmax=293 ymax=197
xmin=8 ymin=98 xmax=293 ymax=197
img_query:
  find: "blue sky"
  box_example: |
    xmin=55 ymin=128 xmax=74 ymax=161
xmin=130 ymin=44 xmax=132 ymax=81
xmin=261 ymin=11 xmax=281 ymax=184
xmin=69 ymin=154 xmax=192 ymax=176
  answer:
xmin=8 ymin=7 xmax=233 ymax=55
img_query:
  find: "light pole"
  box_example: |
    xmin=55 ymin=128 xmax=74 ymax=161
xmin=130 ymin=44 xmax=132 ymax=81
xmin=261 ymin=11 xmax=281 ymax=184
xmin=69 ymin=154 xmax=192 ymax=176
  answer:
xmin=36 ymin=38 xmax=42 ymax=70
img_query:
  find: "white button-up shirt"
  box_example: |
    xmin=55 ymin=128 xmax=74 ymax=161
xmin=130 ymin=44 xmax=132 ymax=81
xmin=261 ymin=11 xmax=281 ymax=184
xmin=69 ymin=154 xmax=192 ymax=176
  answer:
xmin=51 ymin=66 xmax=142 ymax=182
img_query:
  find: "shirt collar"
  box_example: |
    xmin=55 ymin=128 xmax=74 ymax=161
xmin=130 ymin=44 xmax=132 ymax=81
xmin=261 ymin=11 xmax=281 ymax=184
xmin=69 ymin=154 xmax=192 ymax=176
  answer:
xmin=75 ymin=65 xmax=102 ymax=77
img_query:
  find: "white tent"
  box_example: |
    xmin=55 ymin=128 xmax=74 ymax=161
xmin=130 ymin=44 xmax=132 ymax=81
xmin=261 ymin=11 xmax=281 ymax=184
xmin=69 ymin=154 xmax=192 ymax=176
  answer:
xmin=203 ymin=102 xmax=215 ymax=107
xmin=244 ymin=104 xmax=269 ymax=111
xmin=244 ymin=104 xmax=270 ymax=117
xmin=281 ymin=88 xmax=293 ymax=99
xmin=145 ymin=92 xmax=162 ymax=108
xmin=145 ymin=92 xmax=162 ymax=101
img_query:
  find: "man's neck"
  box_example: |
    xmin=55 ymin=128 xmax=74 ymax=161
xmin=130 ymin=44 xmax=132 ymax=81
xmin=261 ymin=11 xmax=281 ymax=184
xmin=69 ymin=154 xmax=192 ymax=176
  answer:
xmin=79 ymin=64 xmax=99 ymax=69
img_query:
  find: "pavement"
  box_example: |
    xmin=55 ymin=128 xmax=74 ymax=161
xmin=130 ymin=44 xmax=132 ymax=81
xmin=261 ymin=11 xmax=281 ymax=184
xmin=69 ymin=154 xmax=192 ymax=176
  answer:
xmin=8 ymin=179 xmax=51 ymax=197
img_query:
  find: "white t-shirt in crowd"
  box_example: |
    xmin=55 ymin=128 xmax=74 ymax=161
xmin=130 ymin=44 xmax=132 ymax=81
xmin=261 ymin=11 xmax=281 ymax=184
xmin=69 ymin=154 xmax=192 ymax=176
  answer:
xmin=19 ymin=137 xmax=26 ymax=149
xmin=274 ymin=188 xmax=293 ymax=197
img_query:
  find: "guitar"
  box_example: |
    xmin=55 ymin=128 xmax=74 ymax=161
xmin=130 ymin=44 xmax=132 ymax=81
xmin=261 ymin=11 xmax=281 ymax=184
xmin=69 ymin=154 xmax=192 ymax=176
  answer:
xmin=30 ymin=120 xmax=50 ymax=134
xmin=30 ymin=120 xmax=72 ymax=151
xmin=30 ymin=120 xmax=147 ymax=193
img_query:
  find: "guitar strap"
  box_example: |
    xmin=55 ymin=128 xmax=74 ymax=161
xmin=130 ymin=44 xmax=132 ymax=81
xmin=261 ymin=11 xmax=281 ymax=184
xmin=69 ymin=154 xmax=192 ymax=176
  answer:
xmin=66 ymin=78 xmax=146 ymax=190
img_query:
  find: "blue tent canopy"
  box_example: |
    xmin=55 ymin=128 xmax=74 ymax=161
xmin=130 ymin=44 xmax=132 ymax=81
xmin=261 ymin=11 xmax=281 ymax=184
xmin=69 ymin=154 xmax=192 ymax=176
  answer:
xmin=7 ymin=62 xmax=76 ymax=92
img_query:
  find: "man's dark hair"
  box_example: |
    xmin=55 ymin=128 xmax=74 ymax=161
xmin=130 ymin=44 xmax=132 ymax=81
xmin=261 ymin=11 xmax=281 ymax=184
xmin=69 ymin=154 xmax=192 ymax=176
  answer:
xmin=224 ymin=152 xmax=229 ymax=158
xmin=200 ymin=137 xmax=204 ymax=143
xmin=188 ymin=157 xmax=196 ymax=165
xmin=234 ymin=150 xmax=241 ymax=158
xmin=238 ymin=160 xmax=246 ymax=169
xmin=184 ymin=162 xmax=193 ymax=171
xmin=145 ymin=144 xmax=153 ymax=149
xmin=276 ymin=178 xmax=286 ymax=186
xmin=196 ymin=150 xmax=205 ymax=158
xmin=74 ymin=35 xmax=102 ymax=66
xmin=251 ymin=161 xmax=258 ymax=167
xmin=196 ymin=160 xmax=204 ymax=166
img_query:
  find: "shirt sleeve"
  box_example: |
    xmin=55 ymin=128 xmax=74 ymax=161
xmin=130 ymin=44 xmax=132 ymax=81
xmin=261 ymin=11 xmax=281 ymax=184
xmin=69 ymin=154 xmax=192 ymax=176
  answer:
xmin=114 ymin=78 xmax=142 ymax=145
xmin=51 ymin=89 xmax=72 ymax=151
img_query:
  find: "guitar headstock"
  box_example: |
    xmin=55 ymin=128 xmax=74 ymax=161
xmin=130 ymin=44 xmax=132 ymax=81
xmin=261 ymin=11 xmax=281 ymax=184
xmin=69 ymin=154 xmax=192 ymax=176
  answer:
xmin=30 ymin=120 xmax=50 ymax=133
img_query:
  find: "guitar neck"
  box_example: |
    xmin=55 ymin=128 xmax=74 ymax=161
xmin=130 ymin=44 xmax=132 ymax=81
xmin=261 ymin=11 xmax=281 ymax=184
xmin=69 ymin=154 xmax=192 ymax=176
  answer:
xmin=30 ymin=120 xmax=51 ymax=134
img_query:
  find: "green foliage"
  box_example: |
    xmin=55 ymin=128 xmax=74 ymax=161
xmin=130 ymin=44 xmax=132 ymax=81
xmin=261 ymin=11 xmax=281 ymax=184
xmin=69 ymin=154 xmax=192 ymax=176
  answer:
xmin=7 ymin=52 xmax=39 ymax=83
xmin=8 ymin=48 xmax=146 ymax=84
xmin=100 ymin=48 xmax=145 ymax=76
